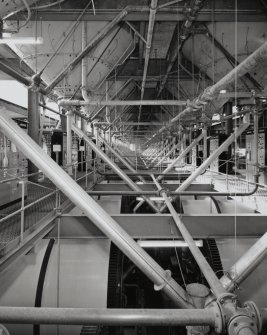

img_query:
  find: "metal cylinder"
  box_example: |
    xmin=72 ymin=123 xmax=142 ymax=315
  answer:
xmin=66 ymin=111 xmax=73 ymax=175
xmin=28 ymin=89 xmax=40 ymax=182
xmin=0 ymin=307 xmax=215 ymax=326
xmin=220 ymin=233 xmax=267 ymax=292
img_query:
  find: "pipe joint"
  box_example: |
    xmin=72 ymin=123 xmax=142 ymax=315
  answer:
xmin=228 ymin=314 xmax=258 ymax=335
xmin=214 ymin=295 xmax=261 ymax=335
xmin=154 ymin=269 xmax=172 ymax=291
xmin=29 ymin=73 xmax=42 ymax=92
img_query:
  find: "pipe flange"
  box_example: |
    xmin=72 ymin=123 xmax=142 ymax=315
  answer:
xmin=206 ymin=301 xmax=224 ymax=334
xmin=228 ymin=314 xmax=257 ymax=335
xmin=154 ymin=269 xmax=172 ymax=291
xmin=243 ymin=301 xmax=262 ymax=332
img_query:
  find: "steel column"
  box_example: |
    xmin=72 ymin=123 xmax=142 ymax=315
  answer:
xmin=137 ymin=0 xmax=158 ymax=127
xmin=203 ymin=128 xmax=207 ymax=161
xmin=66 ymin=111 xmax=73 ymax=175
xmin=28 ymin=89 xmax=40 ymax=181
xmin=0 ymin=109 xmax=192 ymax=308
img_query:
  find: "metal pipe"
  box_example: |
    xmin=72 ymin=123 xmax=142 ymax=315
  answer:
xmin=151 ymin=174 xmax=227 ymax=298
xmin=175 ymin=123 xmax=250 ymax=192
xmin=157 ymin=133 xmax=204 ymax=180
xmin=254 ymin=108 xmax=259 ymax=180
xmin=66 ymin=111 xmax=73 ymax=175
xmin=95 ymin=122 xmax=169 ymax=126
xmin=155 ymin=140 xmax=181 ymax=167
xmin=137 ymin=0 xmax=158 ymax=127
xmin=44 ymin=9 xmax=129 ymax=94
xmin=81 ymin=21 xmax=90 ymax=114
xmin=0 ymin=307 xmax=214 ymax=326
xmin=203 ymin=128 xmax=207 ymax=161
xmin=171 ymin=41 xmax=267 ymax=123
xmin=0 ymin=109 xmax=192 ymax=308
xmin=159 ymin=122 xmax=250 ymax=212
xmin=59 ymin=100 xmax=187 ymax=107
xmin=91 ymin=79 xmax=133 ymax=121
xmin=149 ymin=145 xmax=169 ymax=166
xmin=220 ymin=233 xmax=267 ymax=292
xmin=87 ymin=189 xmax=258 ymax=196
xmin=27 ymin=89 xmax=40 ymax=182
xmin=133 ymin=133 xmax=204 ymax=212
xmin=157 ymin=0 xmax=205 ymax=96
xmin=99 ymin=135 xmax=146 ymax=183
xmin=72 ymin=124 xmax=159 ymax=213
xmin=149 ymin=41 xmax=267 ymax=140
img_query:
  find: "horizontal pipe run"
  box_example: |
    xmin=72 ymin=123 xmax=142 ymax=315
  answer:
xmin=59 ymin=100 xmax=187 ymax=107
xmin=87 ymin=189 xmax=257 ymax=196
xmin=0 ymin=307 xmax=215 ymax=326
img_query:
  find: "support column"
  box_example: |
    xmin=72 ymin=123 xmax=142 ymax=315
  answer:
xmin=66 ymin=111 xmax=73 ymax=175
xmin=28 ymin=89 xmax=40 ymax=182
xmin=224 ymin=101 xmax=233 ymax=174
xmin=203 ymin=128 xmax=207 ymax=161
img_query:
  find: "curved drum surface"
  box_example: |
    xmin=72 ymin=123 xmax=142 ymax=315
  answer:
xmin=0 ymin=238 xmax=110 ymax=335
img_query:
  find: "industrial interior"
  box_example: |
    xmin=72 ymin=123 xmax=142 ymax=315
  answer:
xmin=0 ymin=0 xmax=267 ymax=334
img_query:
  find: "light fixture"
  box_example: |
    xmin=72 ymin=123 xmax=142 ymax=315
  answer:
xmin=0 ymin=36 xmax=43 ymax=45
xmin=137 ymin=240 xmax=203 ymax=248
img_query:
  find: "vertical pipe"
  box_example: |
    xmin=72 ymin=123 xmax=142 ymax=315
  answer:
xmin=203 ymin=128 xmax=207 ymax=161
xmin=137 ymin=0 xmax=158 ymax=128
xmin=224 ymin=101 xmax=233 ymax=175
xmin=254 ymin=108 xmax=259 ymax=182
xmin=66 ymin=111 xmax=73 ymax=175
xmin=28 ymin=89 xmax=40 ymax=182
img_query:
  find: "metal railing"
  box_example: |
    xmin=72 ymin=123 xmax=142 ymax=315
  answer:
xmin=0 ymin=158 xmax=99 ymax=258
